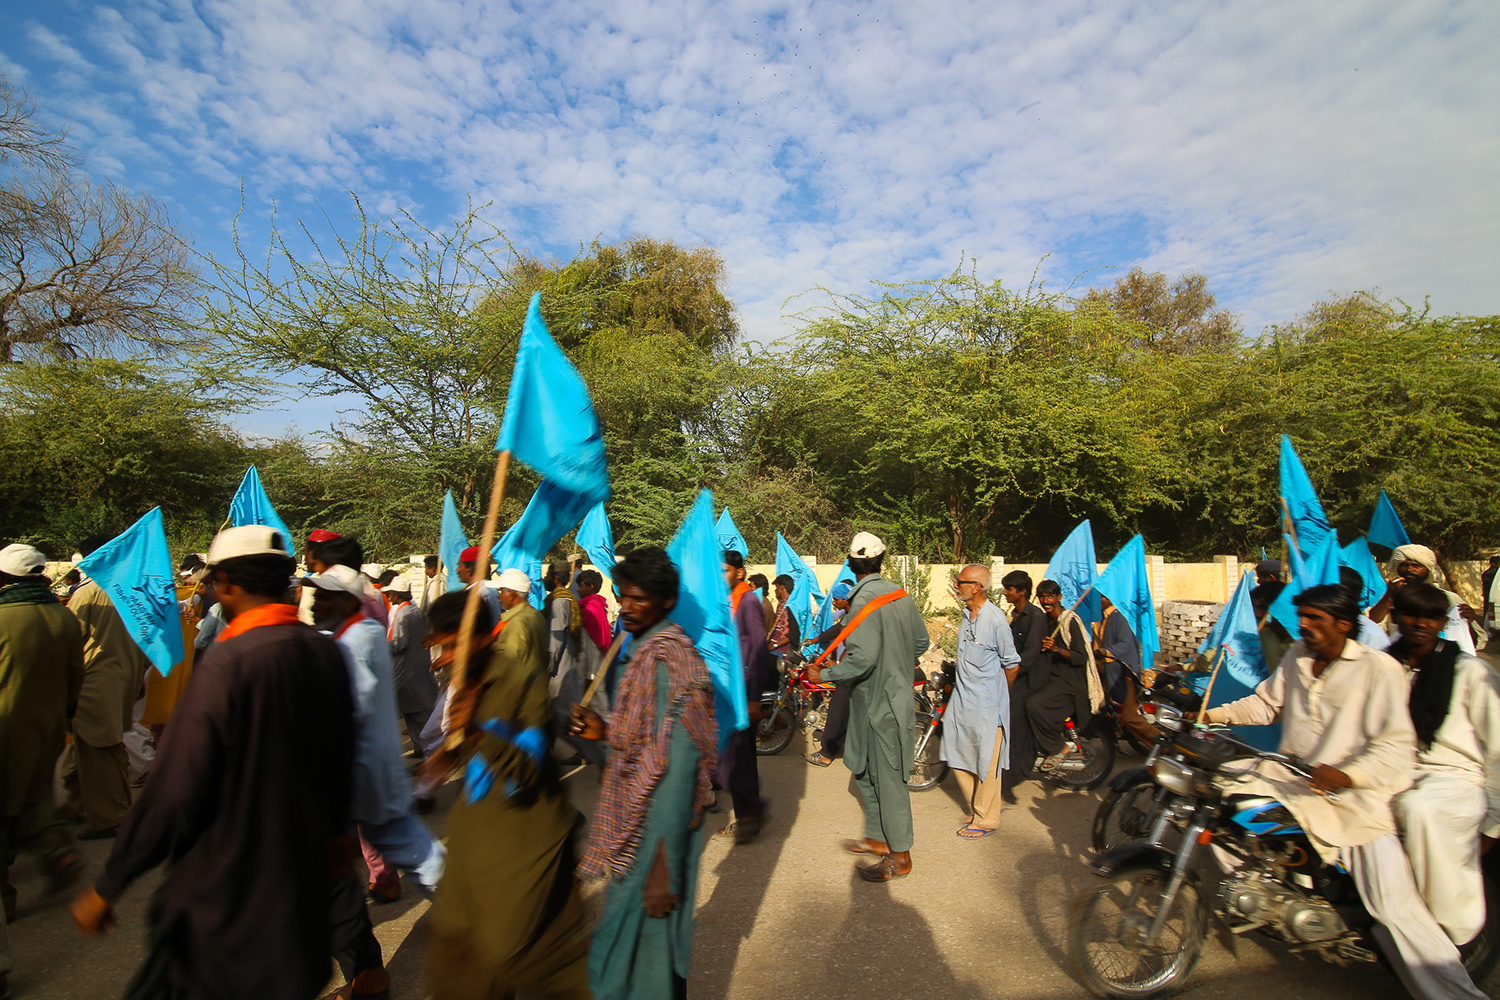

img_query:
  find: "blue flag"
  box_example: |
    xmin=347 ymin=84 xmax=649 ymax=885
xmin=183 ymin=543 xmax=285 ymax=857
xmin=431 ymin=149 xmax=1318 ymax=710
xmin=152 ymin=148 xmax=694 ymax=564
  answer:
xmin=495 ymin=292 xmax=610 ymax=507
xmin=1268 ymin=532 xmax=1341 ymax=635
xmin=493 ymin=484 xmax=581 ymax=609
xmin=577 ymin=502 xmax=616 ymax=578
xmin=77 ymin=508 xmax=184 ymax=676
xmin=666 ymin=490 xmax=749 ymax=750
xmin=1368 ymin=489 xmax=1411 ymax=551
xmin=1279 ymin=435 xmax=1333 ymax=556
xmin=807 ymin=559 xmax=857 ymax=654
xmin=1095 ymin=535 xmax=1159 ymax=670
xmin=1045 ymin=520 xmax=1101 ymax=626
xmin=228 ymin=466 xmax=293 ymax=551
xmin=774 ymin=532 xmax=820 ymax=642
xmin=1191 ymin=570 xmax=1278 ymax=750
xmin=715 ymin=509 xmax=749 ymax=559
xmin=439 ymin=490 xmax=468 ymax=593
xmin=1339 ymin=537 xmax=1386 ymax=608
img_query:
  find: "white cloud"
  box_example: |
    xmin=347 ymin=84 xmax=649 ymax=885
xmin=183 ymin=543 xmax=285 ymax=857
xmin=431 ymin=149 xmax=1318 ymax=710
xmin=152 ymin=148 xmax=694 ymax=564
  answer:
xmin=4 ymin=0 xmax=1497 ymax=360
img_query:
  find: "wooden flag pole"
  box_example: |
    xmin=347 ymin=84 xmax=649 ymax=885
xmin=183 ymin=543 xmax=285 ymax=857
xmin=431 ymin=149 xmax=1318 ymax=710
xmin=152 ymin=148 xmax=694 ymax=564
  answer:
xmin=1194 ymin=644 xmax=1228 ymax=729
xmin=578 ymin=630 xmax=628 ymax=710
xmin=1046 ymin=584 xmax=1095 ymax=641
xmin=445 ymin=450 xmax=512 ymax=750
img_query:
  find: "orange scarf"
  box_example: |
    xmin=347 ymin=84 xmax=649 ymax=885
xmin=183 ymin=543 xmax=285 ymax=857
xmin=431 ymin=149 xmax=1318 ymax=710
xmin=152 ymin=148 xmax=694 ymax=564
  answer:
xmin=334 ymin=612 xmax=366 ymax=640
xmin=216 ymin=603 xmax=302 ymax=643
xmin=730 ymin=581 xmax=754 ymax=614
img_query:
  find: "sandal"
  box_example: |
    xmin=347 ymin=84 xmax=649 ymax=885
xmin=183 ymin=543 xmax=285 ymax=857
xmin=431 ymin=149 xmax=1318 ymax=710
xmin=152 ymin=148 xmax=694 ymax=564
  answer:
xmin=957 ymin=824 xmax=996 ymax=839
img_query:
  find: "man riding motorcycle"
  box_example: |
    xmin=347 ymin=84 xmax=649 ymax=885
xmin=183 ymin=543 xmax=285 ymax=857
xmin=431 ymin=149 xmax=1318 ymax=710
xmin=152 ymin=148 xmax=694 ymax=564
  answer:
xmin=1199 ymin=584 xmax=1486 ymax=1000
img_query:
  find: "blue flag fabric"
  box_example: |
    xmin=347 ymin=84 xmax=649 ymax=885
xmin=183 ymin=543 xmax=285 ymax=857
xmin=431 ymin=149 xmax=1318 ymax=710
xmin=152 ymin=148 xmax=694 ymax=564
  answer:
xmin=492 ymin=484 xmax=579 ymax=609
xmin=1279 ymin=435 xmax=1333 ymax=556
xmin=577 ymin=502 xmax=617 ymax=579
xmin=77 ymin=508 xmax=184 ymax=676
xmin=495 ymin=292 xmax=610 ymax=508
xmin=1094 ymin=535 xmax=1160 ymax=670
xmin=1340 ymin=537 xmax=1387 ymax=608
xmin=1191 ymin=570 xmax=1278 ymax=750
xmin=228 ymin=467 xmax=293 ymax=551
xmin=774 ymin=533 xmax=820 ymax=642
xmin=715 ymin=509 xmax=749 ymax=559
xmin=807 ymin=559 xmax=857 ymax=655
xmin=1368 ymin=489 xmax=1411 ymax=551
xmin=439 ymin=490 xmax=468 ymax=593
xmin=666 ymin=490 xmax=749 ymax=750
xmin=1045 ymin=520 xmax=1101 ymax=627
xmin=1268 ymin=532 xmax=1341 ymax=635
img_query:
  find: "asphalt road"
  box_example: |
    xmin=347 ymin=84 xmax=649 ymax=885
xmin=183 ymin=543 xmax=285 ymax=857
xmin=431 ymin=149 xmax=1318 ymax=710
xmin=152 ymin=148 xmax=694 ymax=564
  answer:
xmin=7 ymin=732 xmax=1498 ymax=999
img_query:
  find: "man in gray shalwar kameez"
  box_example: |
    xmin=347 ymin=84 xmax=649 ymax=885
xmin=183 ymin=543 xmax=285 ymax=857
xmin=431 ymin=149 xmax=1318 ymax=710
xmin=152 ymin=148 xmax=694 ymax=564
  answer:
xmin=944 ymin=564 xmax=1020 ymax=838
xmin=383 ymin=576 xmax=436 ymax=761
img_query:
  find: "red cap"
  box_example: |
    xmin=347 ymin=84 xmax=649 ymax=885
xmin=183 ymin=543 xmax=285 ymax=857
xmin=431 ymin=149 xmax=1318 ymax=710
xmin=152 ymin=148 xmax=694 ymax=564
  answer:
xmin=308 ymin=529 xmax=342 ymax=543
xmin=459 ymin=546 xmax=480 ymax=562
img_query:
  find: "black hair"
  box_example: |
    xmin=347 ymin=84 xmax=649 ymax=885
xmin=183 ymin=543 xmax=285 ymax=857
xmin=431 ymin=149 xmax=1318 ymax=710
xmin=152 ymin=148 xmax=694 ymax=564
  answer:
xmin=319 ymin=537 xmax=364 ymax=571
xmin=613 ymin=546 xmax=679 ymax=606
xmin=63 ymin=568 xmax=81 ymax=585
xmin=1337 ymin=566 xmax=1365 ymax=603
xmin=1001 ymin=570 xmax=1033 ymax=595
xmin=1292 ymin=583 xmax=1359 ymax=625
xmin=213 ymin=554 xmax=297 ymax=598
xmin=847 ymin=553 xmax=883 ymax=577
xmin=1035 ymin=578 xmax=1062 ymax=598
xmin=723 ymin=550 xmax=745 ymax=570
xmin=773 ymin=573 xmax=795 ymax=592
xmin=378 ymin=569 xmax=399 ymax=586
xmin=577 ymin=569 xmax=603 ymax=591
xmin=425 ymin=590 xmax=496 ymax=637
xmin=78 ymin=533 xmax=111 ymax=558
xmin=424 ymin=554 xmax=440 ymax=569
xmin=748 ymin=573 xmax=769 ymax=591
xmin=179 ymin=553 xmax=206 ymax=573
xmin=1393 ymin=582 xmax=1451 ymax=622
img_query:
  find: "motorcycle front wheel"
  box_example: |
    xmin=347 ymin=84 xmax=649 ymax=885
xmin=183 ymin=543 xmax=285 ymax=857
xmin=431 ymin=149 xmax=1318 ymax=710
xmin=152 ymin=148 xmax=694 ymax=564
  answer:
xmin=756 ymin=702 xmax=796 ymax=755
xmin=908 ymin=708 xmax=948 ymax=791
xmin=1070 ymin=864 xmax=1206 ymax=999
xmin=1091 ymin=780 xmax=1169 ymax=853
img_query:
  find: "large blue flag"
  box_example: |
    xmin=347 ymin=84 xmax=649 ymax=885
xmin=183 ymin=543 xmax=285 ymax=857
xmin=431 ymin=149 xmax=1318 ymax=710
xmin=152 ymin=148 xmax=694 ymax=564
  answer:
xmin=1368 ymin=489 xmax=1411 ymax=551
xmin=78 ymin=508 xmax=184 ymax=676
xmin=774 ymin=532 xmax=820 ymax=642
xmin=807 ymin=559 xmax=857 ymax=654
xmin=495 ymin=292 xmax=610 ymax=506
xmin=1339 ymin=536 xmax=1386 ymax=608
xmin=1191 ymin=570 xmax=1278 ymax=750
xmin=715 ymin=509 xmax=749 ymax=559
xmin=577 ymin=502 xmax=616 ymax=578
xmin=439 ymin=490 xmax=468 ymax=593
xmin=1094 ymin=535 xmax=1159 ymax=670
xmin=1279 ymin=435 xmax=1333 ymax=556
xmin=667 ymin=490 xmax=749 ymax=750
xmin=1045 ymin=520 xmax=1101 ymax=626
xmin=1268 ymin=531 xmax=1341 ymax=635
xmin=228 ymin=466 xmax=293 ymax=551
xmin=493 ymin=484 xmax=577 ymax=608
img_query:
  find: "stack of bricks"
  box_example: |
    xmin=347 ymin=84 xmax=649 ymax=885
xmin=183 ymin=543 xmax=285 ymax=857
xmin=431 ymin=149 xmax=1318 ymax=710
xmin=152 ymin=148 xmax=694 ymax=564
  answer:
xmin=1157 ymin=600 xmax=1225 ymax=666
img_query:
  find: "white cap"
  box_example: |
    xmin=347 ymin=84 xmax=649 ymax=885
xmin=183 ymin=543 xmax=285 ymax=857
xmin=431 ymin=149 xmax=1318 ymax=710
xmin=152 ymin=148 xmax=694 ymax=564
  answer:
xmin=360 ymin=563 xmax=384 ymax=579
xmin=0 ymin=543 xmax=47 ymax=577
xmin=207 ymin=526 xmax=293 ymax=566
xmin=301 ymin=564 xmax=366 ymax=598
xmin=382 ymin=576 xmax=412 ymax=595
xmin=496 ymin=567 xmax=531 ymax=594
xmin=848 ymin=531 xmax=887 ymax=558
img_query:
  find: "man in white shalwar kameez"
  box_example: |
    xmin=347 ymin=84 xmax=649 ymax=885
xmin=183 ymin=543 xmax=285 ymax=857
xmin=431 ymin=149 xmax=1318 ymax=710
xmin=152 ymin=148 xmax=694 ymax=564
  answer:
xmin=1202 ymin=584 xmax=1486 ymax=1000
xmin=1389 ymin=583 xmax=1500 ymax=947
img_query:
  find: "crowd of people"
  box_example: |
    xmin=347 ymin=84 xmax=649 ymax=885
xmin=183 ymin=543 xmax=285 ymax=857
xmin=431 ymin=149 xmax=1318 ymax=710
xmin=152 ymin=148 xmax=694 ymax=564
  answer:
xmin=1 ymin=520 xmax=1498 ymax=1000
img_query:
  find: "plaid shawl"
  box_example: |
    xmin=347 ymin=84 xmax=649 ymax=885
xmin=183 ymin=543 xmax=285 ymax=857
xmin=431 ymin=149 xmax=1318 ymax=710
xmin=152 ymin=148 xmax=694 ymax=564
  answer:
xmin=579 ymin=622 xmax=718 ymax=881
xmin=0 ymin=578 xmax=59 ymax=607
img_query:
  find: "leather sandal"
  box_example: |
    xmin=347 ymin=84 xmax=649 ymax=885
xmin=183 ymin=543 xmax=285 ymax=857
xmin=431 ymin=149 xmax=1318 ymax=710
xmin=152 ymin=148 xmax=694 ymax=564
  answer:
xmin=857 ymin=853 xmax=912 ymax=882
xmin=842 ymin=837 xmax=888 ymax=855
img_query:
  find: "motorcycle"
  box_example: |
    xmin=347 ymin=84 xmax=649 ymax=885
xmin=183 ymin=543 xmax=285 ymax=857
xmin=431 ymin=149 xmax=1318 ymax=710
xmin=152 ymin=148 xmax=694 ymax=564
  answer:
xmin=1068 ymin=727 xmax=1500 ymax=998
xmin=909 ymin=662 xmax=953 ymax=791
xmin=756 ymin=652 xmax=835 ymax=755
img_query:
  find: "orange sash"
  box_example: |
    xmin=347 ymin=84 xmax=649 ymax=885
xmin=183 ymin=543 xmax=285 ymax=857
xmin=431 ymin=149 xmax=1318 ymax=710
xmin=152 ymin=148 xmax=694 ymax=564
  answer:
xmin=334 ymin=612 xmax=366 ymax=639
xmin=730 ymin=581 xmax=754 ymax=614
xmin=809 ymin=588 xmax=909 ymax=668
xmin=216 ymin=603 xmax=301 ymax=643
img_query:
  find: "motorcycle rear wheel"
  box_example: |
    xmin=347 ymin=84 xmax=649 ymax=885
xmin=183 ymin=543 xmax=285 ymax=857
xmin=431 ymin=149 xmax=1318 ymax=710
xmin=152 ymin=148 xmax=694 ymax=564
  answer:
xmin=908 ymin=708 xmax=948 ymax=791
xmin=756 ymin=702 xmax=796 ymax=755
xmin=1070 ymin=864 xmax=1206 ymax=999
xmin=1051 ymin=728 xmax=1117 ymax=791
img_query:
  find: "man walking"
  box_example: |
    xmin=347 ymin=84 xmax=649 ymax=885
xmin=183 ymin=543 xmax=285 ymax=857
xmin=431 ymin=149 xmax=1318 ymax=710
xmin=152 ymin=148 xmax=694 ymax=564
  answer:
xmin=384 ymin=576 xmax=436 ymax=762
xmin=60 ymin=534 xmax=151 ymax=839
xmin=808 ymin=533 xmax=929 ymax=881
xmin=719 ymin=550 xmax=769 ymax=843
xmin=71 ymin=526 xmax=356 ymax=1000
xmin=944 ymin=564 xmax=1019 ymax=839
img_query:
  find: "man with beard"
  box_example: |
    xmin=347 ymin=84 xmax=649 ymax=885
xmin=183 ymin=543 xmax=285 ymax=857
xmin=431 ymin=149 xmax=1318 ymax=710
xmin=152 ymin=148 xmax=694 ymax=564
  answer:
xmin=1370 ymin=544 xmax=1476 ymax=655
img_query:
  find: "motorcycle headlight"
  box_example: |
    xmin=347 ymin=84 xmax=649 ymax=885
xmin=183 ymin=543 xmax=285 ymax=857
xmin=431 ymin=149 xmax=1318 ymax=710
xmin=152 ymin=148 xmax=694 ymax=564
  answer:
xmin=1151 ymin=757 xmax=1200 ymax=797
xmin=1155 ymin=705 xmax=1185 ymax=733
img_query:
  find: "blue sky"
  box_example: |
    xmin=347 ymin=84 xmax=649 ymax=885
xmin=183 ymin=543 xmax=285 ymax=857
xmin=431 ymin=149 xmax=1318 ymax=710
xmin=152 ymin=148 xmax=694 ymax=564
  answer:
xmin=3 ymin=1 xmax=1496 ymax=438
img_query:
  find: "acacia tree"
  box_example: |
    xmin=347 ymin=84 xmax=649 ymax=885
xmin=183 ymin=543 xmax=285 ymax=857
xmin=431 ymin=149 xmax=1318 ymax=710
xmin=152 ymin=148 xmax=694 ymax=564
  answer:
xmin=0 ymin=78 xmax=196 ymax=362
